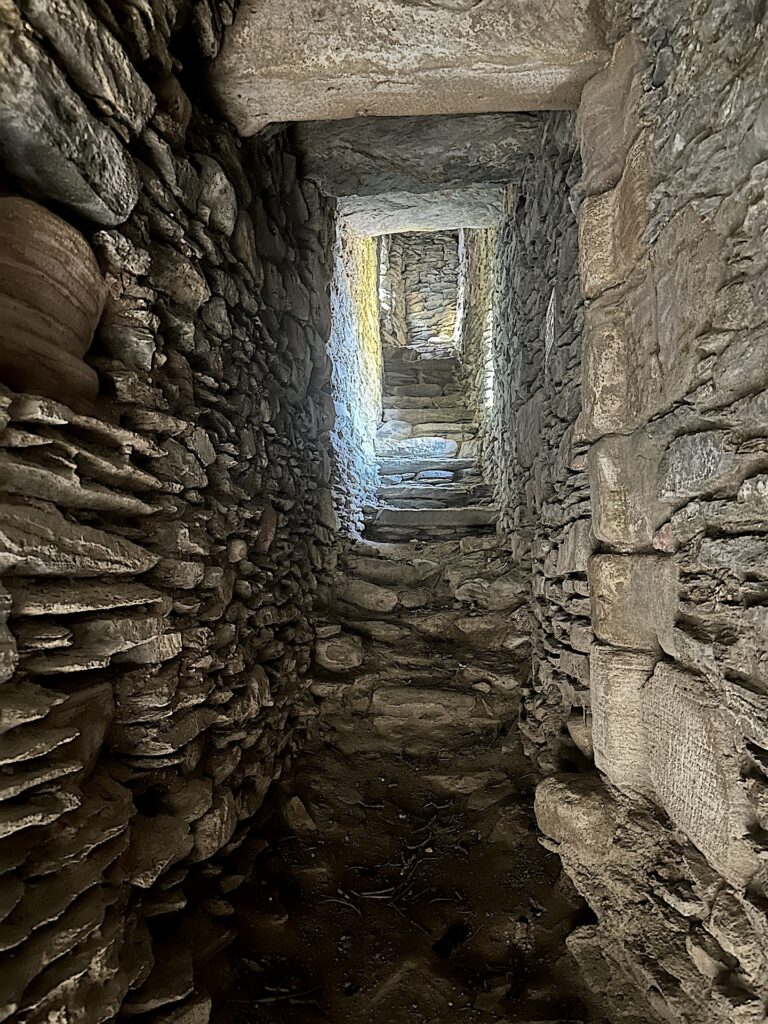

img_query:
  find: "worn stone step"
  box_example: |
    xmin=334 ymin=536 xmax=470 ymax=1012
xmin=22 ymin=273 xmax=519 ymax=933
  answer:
xmin=375 ymin=436 xmax=459 ymax=461
xmin=372 ymin=506 xmax=497 ymax=529
xmin=410 ymin=423 xmax=476 ymax=440
xmin=377 ymin=456 xmax=475 ymax=475
xmin=377 ymin=484 xmax=491 ymax=507
xmin=382 ymin=394 xmax=466 ymax=410
xmin=382 ymin=406 xmax=473 ymax=424
xmin=383 ymin=384 xmax=443 ymax=398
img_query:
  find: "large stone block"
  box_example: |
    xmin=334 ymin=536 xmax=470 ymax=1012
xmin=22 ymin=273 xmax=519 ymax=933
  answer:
xmin=534 ymin=773 xmax=620 ymax=860
xmin=578 ymin=136 xmax=650 ymax=300
xmin=212 ymin=0 xmax=609 ymax=134
xmin=588 ymin=554 xmax=678 ymax=653
xmin=577 ymin=206 xmax=726 ymax=441
xmin=643 ymin=663 xmax=759 ymax=887
xmin=588 ymin=431 xmax=671 ymax=550
xmin=294 ymin=113 xmax=540 ymax=199
xmin=18 ymin=0 xmax=155 ymax=137
xmin=590 ymin=644 xmax=656 ymax=794
xmin=0 ymin=29 xmax=138 ymax=225
xmin=0 ymin=502 xmax=159 ymax=577
xmin=339 ymin=185 xmax=504 ymax=236
xmin=661 ymin=430 xmax=765 ymax=501
xmin=578 ymin=34 xmax=646 ymax=196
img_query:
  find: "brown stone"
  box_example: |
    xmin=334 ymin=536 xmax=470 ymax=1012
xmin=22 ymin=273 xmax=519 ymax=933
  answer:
xmin=588 ymin=554 xmax=678 ymax=654
xmin=0 ymin=198 xmax=104 ymax=409
xmin=578 ymin=136 xmax=650 ymax=300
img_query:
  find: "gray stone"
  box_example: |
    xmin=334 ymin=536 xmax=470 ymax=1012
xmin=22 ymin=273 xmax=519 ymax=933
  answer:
xmin=295 ymin=113 xmax=539 ymax=198
xmin=211 ymin=0 xmax=609 ymax=133
xmin=0 ymin=502 xmax=158 ymax=577
xmin=315 ymin=633 xmax=364 ymax=671
xmin=336 ymin=579 xmax=398 ymax=615
xmin=19 ymin=0 xmax=156 ymax=137
xmin=588 ymin=554 xmax=678 ymax=654
xmin=340 ymin=185 xmax=505 ymax=236
xmin=590 ymin=644 xmax=656 ymax=795
xmin=149 ymin=247 xmax=211 ymax=312
xmin=577 ymin=34 xmax=646 ymax=196
xmin=0 ymin=29 xmax=139 ymax=224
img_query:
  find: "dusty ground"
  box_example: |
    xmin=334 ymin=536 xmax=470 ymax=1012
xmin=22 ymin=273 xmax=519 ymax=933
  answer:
xmin=207 ymin=734 xmax=596 ymax=1024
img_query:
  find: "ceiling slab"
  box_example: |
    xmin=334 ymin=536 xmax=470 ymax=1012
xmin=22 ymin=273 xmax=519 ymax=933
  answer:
xmin=338 ymin=185 xmax=505 ymax=236
xmin=211 ymin=0 xmax=609 ymax=136
xmin=292 ymin=113 xmax=540 ymax=198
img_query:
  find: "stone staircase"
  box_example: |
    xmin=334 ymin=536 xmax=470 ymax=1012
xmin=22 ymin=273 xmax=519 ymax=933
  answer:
xmin=366 ymin=347 xmax=496 ymax=541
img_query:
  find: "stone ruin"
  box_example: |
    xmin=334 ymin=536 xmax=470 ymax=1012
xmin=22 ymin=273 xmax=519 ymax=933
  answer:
xmin=0 ymin=1 xmax=766 ymax=1023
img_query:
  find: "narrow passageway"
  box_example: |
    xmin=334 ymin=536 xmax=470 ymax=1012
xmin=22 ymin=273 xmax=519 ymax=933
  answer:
xmin=208 ymin=269 xmax=597 ymax=1023
xmin=0 ymin=3 xmax=766 ymax=1023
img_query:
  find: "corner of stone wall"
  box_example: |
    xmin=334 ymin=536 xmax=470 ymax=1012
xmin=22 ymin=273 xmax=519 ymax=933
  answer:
xmin=536 ymin=7 xmax=768 ymax=1020
xmin=328 ymin=223 xmax=383 ymax=536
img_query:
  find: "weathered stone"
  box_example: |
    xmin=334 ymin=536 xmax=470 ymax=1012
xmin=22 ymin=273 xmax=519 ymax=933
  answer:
xmin=340 ymin=185 xmax=505 ymax=236
xmin=0 ymin=502 xmax=158 ymax=577
xmin=0 ymin=453 xmax=156 ymax=515
xmin=189 ymin=789 xmax=237 ymax=862
xmin=0 ymin=30 xmax=138 ymax=224
xmin=588 ymin=554 xmax=678 ymax=653
xmin=577 ymin=34 xmax=646 ymax=196
xmin=315 ymin=633 xmax=364 ymax=671
xmin=280 ymin=795 xmax=317 ymax=834
xmin=295 ymin=113 xmax=539 ymax=199
xmin=0 ymin=583 xmax=16 ymax=684
xmin=590 ymin=644 xmax=656 ymax=794
xmin=18 ymin=0 xmax=155 ymax=137
xmin=578 ymin=136 xmax=650 ymax=300
xmin=643 ymin=664 xmax=759 ymax=888
xmin=588 ymin=431 xmax=670 ymax=549
xmin=149 ymin=247 xmax=211 ymax=312
xmin=124 ymin=815 xmax=193 ymax=888
xmin=165 ymin=778 xmax=214 ymax=823
xmin=5 ymin=579 xmax=164 ymax=616
xmin=212 ymin=0 xmax=609 ymax=133
xmin=336 ymin=579 xmax=398 ymax=615
xmin=196 ymin=155 xmax=238 ymax=236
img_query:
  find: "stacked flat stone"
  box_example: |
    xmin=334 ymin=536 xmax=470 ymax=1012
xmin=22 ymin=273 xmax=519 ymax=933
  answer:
xmin=0 ymin=1 xmax=339 ymax=1020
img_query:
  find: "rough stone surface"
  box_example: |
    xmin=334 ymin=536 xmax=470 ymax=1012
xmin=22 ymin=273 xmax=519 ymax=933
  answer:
xmin=211 ymin=0 xmax=610 ymax=134
xmin=294 ymin=113 xmax=541 ymax=199
xmin=338 ymin=185 xmax=505 ymax=237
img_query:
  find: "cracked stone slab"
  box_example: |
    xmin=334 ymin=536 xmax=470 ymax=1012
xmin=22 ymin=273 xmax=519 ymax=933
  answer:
xmin=211 ymin=0 xmax=609 ymax=134
xmin=339 ymin=185 xmax=505 ymax=236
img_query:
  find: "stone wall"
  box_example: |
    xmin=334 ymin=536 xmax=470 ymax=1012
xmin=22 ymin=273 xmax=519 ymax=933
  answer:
xmin=484 ymin=113 xmax=591 ymax=774
xmin=534 ymin=4 xmax=768 ymax=1021
xmin=381 ymin=231 xmax=459 ymax=355
xmin=378 ymin=233 xmax=408 ymax=350
xmin=0 ymin=2 xmax=338 ymax=1020
xmin=455 ymin=226 xmax=497 ymax=484
xmin=328 ymin=227 xmax=382 ymax=536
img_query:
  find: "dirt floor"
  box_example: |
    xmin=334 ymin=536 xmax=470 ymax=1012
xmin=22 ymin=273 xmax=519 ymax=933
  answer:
xmin=206 ymin=732 xmax=597 ymax=1024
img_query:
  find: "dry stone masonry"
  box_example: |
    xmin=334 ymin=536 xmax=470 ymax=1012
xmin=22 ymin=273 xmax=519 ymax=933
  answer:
xmin=0 ymin=0 xmax=766 ymax=1022
xmin=0 ymin=3 xmax=343 ymax=1020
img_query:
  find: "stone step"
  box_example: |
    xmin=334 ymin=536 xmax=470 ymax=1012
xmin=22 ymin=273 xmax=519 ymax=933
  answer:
xmin=371 ymin=506 xmax=498 ymax=529
xmin=377 ymin=484 xmax=491 ymax=507
xmin=383 ymin=384 xmax=445 ymax=398
xmin=375 ymin=436 xmax=459 ymax=461
xmin=384 ymin=353 xmax=459 ymax=371
xmin=382 ymin=406 xmax=473 ymax=424
xmin=384 ymin=372 xmax=458 ymax=390
xmin=382 ymin=394 xmax=467 ymax=410
xmin=409 ymin=423 xmax=476 ymax=440
xmin=377 ymin=456 xmax=475 ymax=475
